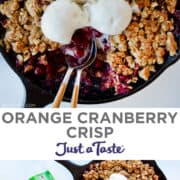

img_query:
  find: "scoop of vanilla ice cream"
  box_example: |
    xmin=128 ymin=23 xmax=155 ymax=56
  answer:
xmin=41 ymin=0 xmax=89 ymax=44
xmin=88 ymin=0 xmax=132 ymax=35
xmin=108 ymin=173 xmax=127 ymax=180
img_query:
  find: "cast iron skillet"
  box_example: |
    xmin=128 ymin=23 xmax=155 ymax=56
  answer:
xmin=0 ymin=14 xmax=180 ymax=107
xmin=55 ymin=160 xmax=167 ymax=180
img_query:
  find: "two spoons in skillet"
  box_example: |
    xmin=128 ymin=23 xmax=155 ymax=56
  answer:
xmin=53 ymin=38 xmax=97 ymax=108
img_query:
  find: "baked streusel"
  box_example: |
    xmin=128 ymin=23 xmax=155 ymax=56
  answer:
xmin=82 ymin=160 xmax=159 ymax=180
xmin=107 ymin=0 xmax=177 ymax=81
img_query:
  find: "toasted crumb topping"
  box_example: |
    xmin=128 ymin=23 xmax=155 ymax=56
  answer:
xmin=0 ymin=0 xmax=60 ymax=61
xmin=83 ymin=160 xmax=159 ymax=180
xmin=107 ymin=0 xmax=177 ymax=81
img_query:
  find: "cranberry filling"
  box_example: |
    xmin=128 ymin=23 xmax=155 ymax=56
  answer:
xmin=60 ymin=27 xmax=101 ymax=67
xmin=16 ymin=27 xmax=138 ymax=97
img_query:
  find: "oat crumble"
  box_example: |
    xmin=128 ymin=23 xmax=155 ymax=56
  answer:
xmin=0 ymin=0 xmax=60 ymax=61
xmin=107 ymin=0 xmax=177 ymax=81
xmin=82 ymin=160 xmax=159 ymax=180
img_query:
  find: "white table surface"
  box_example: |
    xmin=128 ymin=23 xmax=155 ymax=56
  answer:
xmin=0 ymin=160 xmax=179 ymax=179
xmin=0 ymin=54 xmax=180 ymax=108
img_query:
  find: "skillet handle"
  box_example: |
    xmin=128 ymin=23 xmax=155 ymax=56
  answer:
xmin=55 ymin=160 xmax=91 ymax=180
xmin=55 ymin=161 xmax=79 ymax=179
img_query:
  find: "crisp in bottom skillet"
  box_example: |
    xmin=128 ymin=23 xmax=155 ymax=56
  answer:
xmin=56 ymin=160 xmax=167 ymax=180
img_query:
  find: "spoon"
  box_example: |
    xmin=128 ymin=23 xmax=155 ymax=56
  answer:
xmin=56 ymin=160 xmax=167 ymax=180
xmin=53 ymin=38 xmax=97 ymax=108
xmin=71 ymin=40 xmax=97 ymax=108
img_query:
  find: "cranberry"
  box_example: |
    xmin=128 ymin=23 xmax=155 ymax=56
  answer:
xmin=94 ymin=60 xmax=104 ymax=69
xmin=82 ymin=76 xmax=92 ymax=86
xmin=117 ymin=84 xmax=130 ymax=94
xmin=72 ymin=47 xmax=86 ymax=58
xmin=104 ymin=44 xmax=110 ymax=51
xmin=35 ymin=67 xmax=44 ymax=76
xmin=94 ymin=30 xmax=103 ymax=38
xmin=119 ymin=75 xmax=127 ymax=82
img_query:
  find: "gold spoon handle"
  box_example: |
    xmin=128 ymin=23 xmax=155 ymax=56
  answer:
xmin=71 ymin=69 xmax=82 ymax=108
xmin=53 ymin=67 xmax=73 ymax=108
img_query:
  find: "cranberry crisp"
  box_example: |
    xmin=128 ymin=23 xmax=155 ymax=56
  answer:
xmin=82 ymin=160 xmax=159 ymax=180
xmin=0 ymin=0 xmax=179 ymax=99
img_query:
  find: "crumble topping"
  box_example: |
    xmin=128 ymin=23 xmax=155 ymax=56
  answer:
xmin=107 ymin=0 xmax=177 ymax=81
xmin=0 ymin=0 xmax=60 ymax=61
xmin=82 ymin=160 xmax=159 ymax=180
